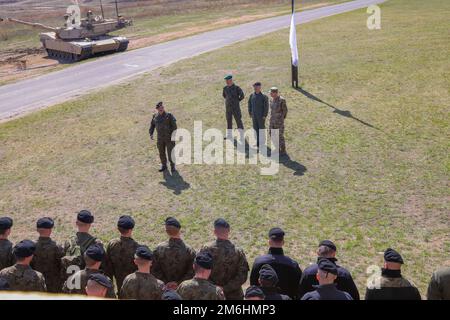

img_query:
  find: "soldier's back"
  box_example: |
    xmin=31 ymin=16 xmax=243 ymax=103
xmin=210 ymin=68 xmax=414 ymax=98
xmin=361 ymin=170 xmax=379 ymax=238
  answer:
xmin=365 ymin=274 xmax=421 ymax=300
xmin=31 ymin=237 xmax=64 ymax=293
xmin=120 ymin=272 xmax=165 ymax=300
xmin=0 ymin=239 xmax=14 ymax=270
xmin=177 ymin=278 xmax=225 ymax=300
xmin=105 ymin=236 xmax=139 ymax=290
xmin=0 ymin=264 xmax=46 ymax=292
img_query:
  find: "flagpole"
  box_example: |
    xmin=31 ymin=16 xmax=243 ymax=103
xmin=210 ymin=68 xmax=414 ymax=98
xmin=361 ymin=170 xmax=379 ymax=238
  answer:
xmin=291 ymin=0 xmax=299 ymax=88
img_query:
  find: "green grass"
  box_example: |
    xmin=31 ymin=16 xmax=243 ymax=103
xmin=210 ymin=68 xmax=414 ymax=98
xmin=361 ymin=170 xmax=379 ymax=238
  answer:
xmin=0 ymin=0 xmax=449 ymax=297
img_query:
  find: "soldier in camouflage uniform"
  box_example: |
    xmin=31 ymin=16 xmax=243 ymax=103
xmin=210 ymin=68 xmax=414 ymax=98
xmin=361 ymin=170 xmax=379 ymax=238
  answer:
xmin=199 ymin=218 xmax=249 ymax=300
xmin=104 ymin=215 xmax=140 ymax=292
xmin=177 ymin=252 xmax=225 ymax=300
xmin=152 ymin=217 xmax=196 ymax=289
xmin=0 ymin=240 xmax=46 ymax=292
xmin=63 ymin=244 xmax=116 ymax=298
xmin=30 ymin=217 xmax=64 ymax=293
xmin=0 ymin=217 xmax=14 ymax=271
xmin=269 ymin=87 xmax=288 ymax=155
xmin=120 ymin=246 xmax=165 ymax=300
xmin=149 ymin=101 xmax=178 ymax=172
xmin=222 ymin=74 xmax=245 ymax=137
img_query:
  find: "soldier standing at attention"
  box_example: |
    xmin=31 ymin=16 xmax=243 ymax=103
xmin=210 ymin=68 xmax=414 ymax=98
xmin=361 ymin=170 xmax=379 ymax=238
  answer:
xmin=365 ymin=248 xmax=421 ymax=300
xmin=176 ymin=252 xmax=225 ymax=300
xmin=86 ymin=273 xmax=113 ymax=298
xmin=152 ymin=217 xmax=196 ymax=290
xmin=427 ymin=266 xmax=450 ymax=300
xmin=30 ymin=217 xmax=64 ymax=293
xmin=300 ymin=258 xmax=353 ymax=300
xmin=63 ymin=244 xmax=116 ymax=298
xmin=0 ymin=240 xmax=46 ymax=292
xmin=258 ymin=264 xmax=291 ymax=300
xmin=250 ymin=227 xmax=302 ymax=299
xmin=268 ymin=87 xmax=288 ymax=156
xmin=104 ymin=215 xmax=140 ymax=291
xmin=200 ymin=218 xmax=249 ymax=300
xmin=222 ymin=74 xmax=245 ymax=139
xmin=119 ymin=246 xmax=165 ymax=300
xmin=0 ymin=217 xmax=14 ymax=271
xmin=248 ymin=82 xmax=269 ymax=148
xmin=149 ymin=101 xmax=178 ymax=172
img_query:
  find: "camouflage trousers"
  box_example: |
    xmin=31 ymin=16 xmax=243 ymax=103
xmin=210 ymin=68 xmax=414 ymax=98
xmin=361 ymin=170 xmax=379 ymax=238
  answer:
xmin=269 ymin=123 xmax=286 ymax=154
xmin=226 ymin=105 xmax=244 ymax=130
xmin=157 ymin=139 xmax=175 ymax=166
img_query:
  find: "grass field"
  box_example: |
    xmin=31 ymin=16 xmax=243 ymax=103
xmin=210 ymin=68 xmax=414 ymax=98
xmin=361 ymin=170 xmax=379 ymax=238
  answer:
xmin=0 ymin=0 xmax=449 ymax=297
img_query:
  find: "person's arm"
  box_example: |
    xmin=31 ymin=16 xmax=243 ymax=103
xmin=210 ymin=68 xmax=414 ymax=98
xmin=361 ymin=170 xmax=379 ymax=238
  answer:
xmin=222 ymin=87 xmax=226 ymax=99
xmin=340 ymin=273 xmax=360 ymax=300
xmin=102 ymin=242 xmax=114 ymax=280
xmin=427 ymin=272 xmax=441 ymax=300
xmin=149 ymin=115 xmax=156 ymax=138
xmin=263 ymin=95 xmax=269 ymax=118
xmin=181 ymin=247 xmax=196 ymax=282
xmin=249 ymin=260 xmax=260 ymax=286
xmin=281 ymin=99 xmax=288 ymax=119
xmin=238 ymin=86 xmax=245 ymax=101
xmin=170 ymin=114 xmax=177 ymax=134
xmin=150 ymin=248 xmax=165 ymax=281
xmin=222 ymin=249 xmax=249 ymax=293
xmin=248 ymin=94 xmax=253 ymax=116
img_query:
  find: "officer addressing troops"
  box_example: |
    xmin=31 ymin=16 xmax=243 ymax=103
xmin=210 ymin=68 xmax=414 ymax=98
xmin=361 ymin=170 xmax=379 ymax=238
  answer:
xmin=120 ymin=246 xmax=165 ymax=300
xmin=149 ymin=101 xmax=178 ymax=172
xmin=104 ymin=215 xmax=140 ymax=291
xmin=86 ymin=273 xmax=113 ymax=298
xmin=30 ymin=217 xmax=64 ymax=293
xmin=268 ymin=87 xmax=288 ymax=156
xmin=199 ymin=218 xmax=249 ymax=300
xmin=248 ymin=82 xmax=269 ymax=148
xmin=0 ymin=240 xmax=46 ymax=292
xmin=222 ymin=74 xmax=245 ymax=139
xmin=152 ymin=217 xmax=196 ymax=290
xmin=0 ymin=217 xmax=14 ymax=271
xmin=176 ymin=252 xmax=225 ymax=300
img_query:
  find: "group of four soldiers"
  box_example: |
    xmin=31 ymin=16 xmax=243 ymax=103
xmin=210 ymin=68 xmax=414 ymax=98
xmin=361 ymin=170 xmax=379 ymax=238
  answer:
xmin=149 ymin=75 xmax=288 ymax=172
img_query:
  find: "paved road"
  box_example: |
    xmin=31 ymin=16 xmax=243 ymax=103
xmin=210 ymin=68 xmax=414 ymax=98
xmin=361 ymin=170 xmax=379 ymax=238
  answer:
xmin=0 ymin=0 xmax=385 ymax=121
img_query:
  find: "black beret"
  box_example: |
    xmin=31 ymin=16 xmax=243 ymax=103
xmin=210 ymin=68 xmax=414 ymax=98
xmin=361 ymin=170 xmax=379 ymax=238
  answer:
xmin=259 ymin=264 xmax=278 ymax=284
xmin=384 ymin=248 xmax=404 ymax=264
xmin=36 ymin=217 xmax=54 ymax=229
xmin=195 ymin=252 xmax=213 ymax=269
xmin=117 ymin=215 xmax=135 ymax=230
xmin=224 ymin=74 xmax=233 ymax=80
xmin=268 ymin=227 xmax=285 ymax=240
xmin=77 ymin=210 xmax=94 ymax=224
xmin=253 ymin=82 xmax=262 ymax=87
xmin=162 ymin=289 xmax=182 ymax=300
xmin=318 ymin=258 xmax=338 ymax=275
xmin=135 ymin=246 xmax=153 ymax=260
xmin=0 ymin=277 xmax=10 ymax=291
xmin=156 ymin=101 xmax=163 ymax=108
xmin=245 ymin=285 xmax=265 ymax=299
xmin=88 ymin=273 xmax=112 ymax=289
xmin=0 ymin=217 xmax=13 ymax=230
xmin=165 ymin=217 xmax=181 ymax=229
xmin=319 ymin=240 xmax=337 ymax=251
xmin=85 ymin=244 xmax=105 ymax=261
xmin=13 ymin=240 xmax=36 ymax=258
xmin=214 ymin=218 xmax=230 ymax=229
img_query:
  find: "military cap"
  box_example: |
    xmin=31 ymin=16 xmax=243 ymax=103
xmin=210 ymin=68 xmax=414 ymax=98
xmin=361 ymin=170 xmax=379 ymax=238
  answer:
xmin=384 ymin=248 xmax=404 ymax=264
xmin=195 ymin=252 xmax=213 ymax=269
xmin=269 ymin=87 xmax=279 ymax=93
xmin=165 ymin=216 xmax=181 ymax=229
xmin=214 ymin=218 xmax=230 ymax=229
xmin=259 ymin=264 xmax=278 ymax=284
xmin=319 ymin=240 xmax=337 ymax=251
xmin=117 ymin=215 xmax=135 ymax=230
xmin=77 ymin=210 xmax=94 ymax=224
xmin=88 ymin=273 xmax=112 ymax=289
xmin=36 ymin=217 xmax=54 ymax=229
xmin=85 ymin=244 xmax=105 ymax=261
xmin=245 ymin=285 xmax=265 ymax=299
xmin=224 ymin=74 xmax=233 ymax=80
xmin=162 ymin=289 xmax=182 ymax=300
xmin=135 ymin=245 xmax=153 ymax=260
xmin=318 ymin=258 xmax=338 ymax=275
xmin=253 ymin=82 xmax=262 ymax=87
xmin=13 ymin=240 xmax=36 ymax=258
xmin=156 ymin=101 xmax=163 ymax=109
xmin=268 ymin=227 xmax=285 ymax=240
xmin=0 ymin=277 xmax=9 ymax=291
xmin=0 ymin=217 xmax=13 ymax=230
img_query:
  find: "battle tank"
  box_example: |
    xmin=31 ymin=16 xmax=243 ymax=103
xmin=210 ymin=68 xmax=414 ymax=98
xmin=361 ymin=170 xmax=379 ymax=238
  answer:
xmin=2 ymin=2 xmax=132 ymax=62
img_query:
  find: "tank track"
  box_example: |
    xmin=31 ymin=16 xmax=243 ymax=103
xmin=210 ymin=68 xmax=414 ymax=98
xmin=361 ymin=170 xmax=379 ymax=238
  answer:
xmin=46 ymin=46 xmax=93 ymax=63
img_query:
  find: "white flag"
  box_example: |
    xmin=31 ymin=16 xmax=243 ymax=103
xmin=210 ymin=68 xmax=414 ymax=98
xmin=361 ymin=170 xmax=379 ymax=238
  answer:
xmin=289 ymin=12 xmax=299 ymax=67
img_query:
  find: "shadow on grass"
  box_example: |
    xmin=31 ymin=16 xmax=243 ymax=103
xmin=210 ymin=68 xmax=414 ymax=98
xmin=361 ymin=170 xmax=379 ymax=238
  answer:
xmin=160 ymin=170 xmax=190 ymax=195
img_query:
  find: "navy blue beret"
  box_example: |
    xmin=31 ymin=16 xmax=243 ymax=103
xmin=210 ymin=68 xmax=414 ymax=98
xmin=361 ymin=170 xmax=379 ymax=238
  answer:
xmin=162 ymin=289 xmax=182 ymax=300
xmin=36 ymin=217 xmax=54 ymax=229
xmin=0 ymin=277 xmax=10 ymax=291
xmin=253 ymin=82 xmax=262 ymax=87
xmin=135 ymin=246 xmax=153 ymax=260
xmin=319 ymin=240 xmax=337 ymax=251
xmin=384 ymin=248 xmax=404 ymax=264
xmin=165 ymin=217 xmax=181 ymax=229
xmin=117 ymin=215 xmax=135 ymax=230
xmin=85 ymin=244 xmax=104 ymax=261
xmin=13 ymin=240 xmax=36 ymax=258
xmin=214 ymin=218 xmax=230 ymax=229
xmin=268 ymin=227 xmax=285 ymax=240
xmin=195 ymin=252 xmax=213 ymax=269
xmin=245 ymin=285 xmax=265 ymax=299
xmin=0 ymin=217 xmax=13 ymax=230
xmin=88 ymin=273 xmax=112 ymax=289
xmin=318 ymin=258 xmax=338 ymax=275
xmin=77 ymin=210 xmax=94 ymax=224
xmin=259 ymin=264 xmax=278 ymax=284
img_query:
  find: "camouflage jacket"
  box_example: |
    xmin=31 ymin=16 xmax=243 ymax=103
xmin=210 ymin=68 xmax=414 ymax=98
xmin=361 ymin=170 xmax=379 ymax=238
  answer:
xmin=427 ymin=267 xmax=450 ymax=300
xmin=149 ymin=112 xmax=177 ymax=141
xmin=0 ymin=264 xmax=46 ymax=292
xmin=104 ymin=236 xmax=139 ymax=291
xmin=30 ymin=237 xmax=64 ymax=293
xmin=0 ymin=239 xmax=15 ymax=271
xmin=365 ymin=269 xmax=421 ymax=300
xmin=200 ymin=239 xmax=249 ymax=299
xmin=152 ymin=238 xmax=196 ymax=284
xmin=223 ymin=84 xmax=245 ymax=109
xmin=177 ymin=278 xmax=225 ymax=300
xmin=62 ymin=268 xmax=116 ymax=298
xmin=269 ymin=96 xmax=288 ymax=126
xmin=120 ymin=272 xmax=165 ymax=300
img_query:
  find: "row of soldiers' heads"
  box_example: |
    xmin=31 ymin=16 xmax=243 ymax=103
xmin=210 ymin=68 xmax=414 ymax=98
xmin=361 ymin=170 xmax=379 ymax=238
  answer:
xmin=224 ymin=74 xmax=280 ymax=98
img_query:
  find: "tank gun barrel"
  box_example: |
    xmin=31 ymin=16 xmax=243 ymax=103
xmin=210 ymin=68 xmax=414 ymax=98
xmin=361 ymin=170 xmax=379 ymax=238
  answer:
xmin=5 ymin=18 xmax=57 ymax=32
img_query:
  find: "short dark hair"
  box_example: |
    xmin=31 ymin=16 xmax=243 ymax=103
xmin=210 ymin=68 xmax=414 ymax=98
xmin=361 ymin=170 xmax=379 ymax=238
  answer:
xmin=118 ymin=227 xmax=130 ymax=235
xmin=318 ymin=245 xmax=335 ymax=257
xmin=0 ymin=229 xmax=8 ymax=236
